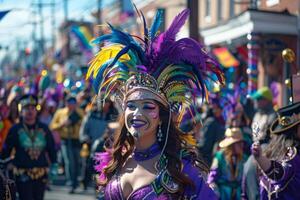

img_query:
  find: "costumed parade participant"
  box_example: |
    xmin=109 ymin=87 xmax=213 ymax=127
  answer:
xmin=208 ymin=127 xmax=247 ymax=200
xmin=1 ymin=94 xmax=57 ymax=200
xmin=251 ymin=102 xmax=300 ymax=200
xmin=88 ymin=8 xmax=224 ymax=199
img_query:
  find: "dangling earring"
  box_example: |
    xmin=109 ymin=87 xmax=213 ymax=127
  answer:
xmin=127 ymin=132 xmax=130 ymax=137
xmin=157 ymin=124 xmax=163 ymax=142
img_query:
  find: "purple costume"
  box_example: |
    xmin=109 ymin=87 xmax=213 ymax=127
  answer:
xmin=259 ymin=147 xmax=300 ymax=200
xmin=103 ymin=159 xmax=217 ymax=200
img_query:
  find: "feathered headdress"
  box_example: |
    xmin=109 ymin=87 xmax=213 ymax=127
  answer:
xmin=87 ymin=9 xmax=224 ymax=137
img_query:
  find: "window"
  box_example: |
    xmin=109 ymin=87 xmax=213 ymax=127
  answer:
xmin=217 ymin=0 xmax=222 ymax=21
xmin=266 ymin=0 xmax=280 ymax=7
xmin=229 ymin=0 xmax=235 ymax=18
xmin=205 ymin=0 xmax=211 ymax=22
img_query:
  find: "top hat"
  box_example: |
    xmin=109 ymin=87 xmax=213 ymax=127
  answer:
xmin=270 ymin=102 xmax=300 ymax=134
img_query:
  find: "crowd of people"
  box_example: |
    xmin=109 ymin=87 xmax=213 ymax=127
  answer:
xmin=0 ymin=8 xmax=300 ymax=200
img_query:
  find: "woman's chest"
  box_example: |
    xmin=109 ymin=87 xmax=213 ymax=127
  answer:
xmin=120 ymin=165 xmax=157 ymax=198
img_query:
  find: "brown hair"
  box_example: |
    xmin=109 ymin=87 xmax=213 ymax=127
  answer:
xmin=223 ymin=143 xmax=244 ymax=179
xmin=99 ymin=101 xmax=207 ymax=194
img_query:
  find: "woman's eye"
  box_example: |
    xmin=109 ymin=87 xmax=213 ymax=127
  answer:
xmin=126 ymin=104 xmax=136 ymax=110
xmin=143 ymin=105 xmax=156 ymax=110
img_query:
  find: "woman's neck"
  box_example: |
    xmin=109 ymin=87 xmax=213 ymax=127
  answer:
xmin=135 ymin=134 xmax=157 ymax=151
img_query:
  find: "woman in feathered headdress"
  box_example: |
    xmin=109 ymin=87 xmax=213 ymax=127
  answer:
xmin=89 ymin=8 xmax=224 ymax=199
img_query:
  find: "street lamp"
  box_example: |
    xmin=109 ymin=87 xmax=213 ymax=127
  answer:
xmin=282 ymin=48 xmax=296 ymax=105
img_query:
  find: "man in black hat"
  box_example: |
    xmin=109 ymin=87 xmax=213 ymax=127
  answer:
xmin=1 ymin=94 xmax=57 ymax=200
xmin=251 ymin=102 xmax=300 ymax=200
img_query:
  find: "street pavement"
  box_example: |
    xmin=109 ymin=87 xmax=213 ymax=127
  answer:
xmin=44 ymin=185 xmax=96 ymax=200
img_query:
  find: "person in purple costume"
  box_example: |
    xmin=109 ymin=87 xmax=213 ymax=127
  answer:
xmin=251 ymin=102 xmax=300 ymax=200
xmin=86 ymin=7 xmax=225 ymax=200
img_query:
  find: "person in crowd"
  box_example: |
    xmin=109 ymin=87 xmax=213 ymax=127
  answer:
xmin=251 ymin=102 xmax=300 ymax=199
xmin=89 ymin=8 xmax=224 ymax=199
xmin=0 ymin=98 xmax=12 ymax=153
xmin=38 ymin=98 xmax=57 ymax=126
xmin=222 ymin=86 xmax=253 ymax=157
xmin=7 ymin=95 xmax=20 ymax=125
xmin=208 ymin=127 xmax=247 ymax=200
xmin=198 ymin=95 xmax=226 ymax=165
xmin=92 ymin=121 xmax=119 ymax=158
xmin=1 ymin=94 xmax=57 ymax=200
xmin=251 ymin=86 xmax=276 ymax=142
xmin=79 ymin=99 xmax=117 ymax=190
xmin=241 ymin=130 xmax=271 ymax=200
xmin=80 ymin=98 xmax=117 ymax=145
xmin=227 ymin=103 xmax=252 ymax=156
xmin=49 ymin=95 xmax=84 ymax=193
xmin=241 ymin=86 xmax=276 ymax=200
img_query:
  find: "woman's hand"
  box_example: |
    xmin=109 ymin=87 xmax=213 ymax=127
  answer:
xmin=251 ymin=142 xmax=262 ymax=159
xmin=251 ymin=142 xmax=271 ymax=172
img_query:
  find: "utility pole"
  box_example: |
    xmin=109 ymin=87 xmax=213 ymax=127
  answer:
xmin=97 ymin=0 xmax=102 ymax=49
xmin=63 ymin=0 xmax=70 ymax=58
xmin=38 ymin=0 xmax=45 ymax=54
xmin=187 ymin=0 xmax=199 ymax=41
xmin=31 ymin=9 xmax=38 ymax=63
xmin=32 ymin=1 xmax=56 ymax=55
xmin=51 ymin=0 xmax=56 ymax=49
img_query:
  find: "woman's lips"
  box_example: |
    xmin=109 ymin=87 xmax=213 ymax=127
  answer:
xmin=131 ymin=119 xmax=146 ymax=128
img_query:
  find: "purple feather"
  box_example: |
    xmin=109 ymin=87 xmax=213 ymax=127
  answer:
xmin=151 ymin=9 xmax=190 ymax=58
xmin=270 ymin=81 xmax=279 ymax=99
xmin=136 ymin=65 xmax=147 ymax=72
xmin=94 ymin=151 xmax=112 ymax=181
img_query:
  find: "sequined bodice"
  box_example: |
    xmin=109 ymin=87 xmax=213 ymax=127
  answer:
xmin=104 ymin=177 xmax=174 ymax=200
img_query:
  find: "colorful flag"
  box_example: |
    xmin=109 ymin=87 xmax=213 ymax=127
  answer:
xmin=70 ymin=25 xmax=93 ymax=51
xmin=213 ymin=47 xmax=240 ymax=68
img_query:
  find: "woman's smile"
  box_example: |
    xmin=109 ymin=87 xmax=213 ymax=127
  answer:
xmin=131 ymin=119 xmax=147 ymax=128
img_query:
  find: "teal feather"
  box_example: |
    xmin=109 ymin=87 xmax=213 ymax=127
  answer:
xmin=150 ymin=10 xmax=163 ymax=40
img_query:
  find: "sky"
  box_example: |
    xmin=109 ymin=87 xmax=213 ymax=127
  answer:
xmin=0 ymin=0 xmax=113 ymax=50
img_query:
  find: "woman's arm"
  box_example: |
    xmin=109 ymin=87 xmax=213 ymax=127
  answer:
xmin=251 ymin=143 xmax=293 ymax=182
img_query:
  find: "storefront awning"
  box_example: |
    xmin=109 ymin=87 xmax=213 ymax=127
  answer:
xmin=201 ymin=10 xmax=297 ymax=46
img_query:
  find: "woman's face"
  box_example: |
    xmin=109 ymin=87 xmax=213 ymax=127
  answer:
xmin=232 ymin=141 xmax=244 ymax=155
xmin=125 ymin=99 xmax=160 ymax=139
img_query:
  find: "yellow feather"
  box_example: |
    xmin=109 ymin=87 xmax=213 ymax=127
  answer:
xmin=86 ymin=45 xmax=131 ymax=79
xmin=180 ymin=134 xmax=196 ymax=146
